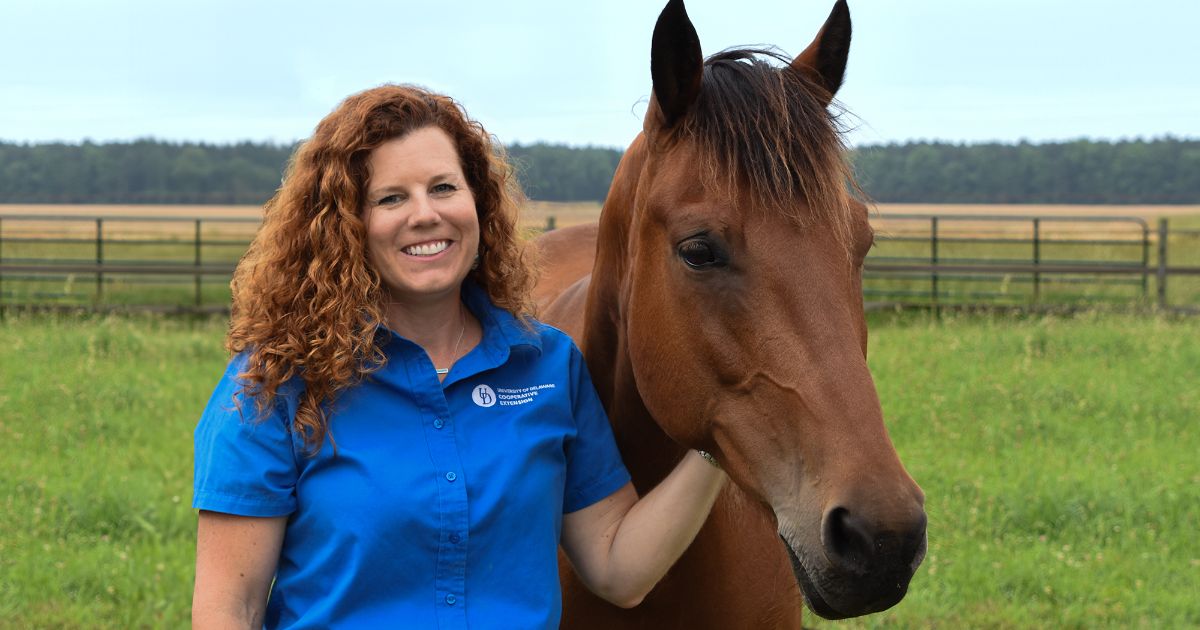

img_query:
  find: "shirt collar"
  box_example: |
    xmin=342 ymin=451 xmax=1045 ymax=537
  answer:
xmin=374 ymin=280 xmax=542 ymax=386
xmin=461 ymin=279 xmax=542 ymax=356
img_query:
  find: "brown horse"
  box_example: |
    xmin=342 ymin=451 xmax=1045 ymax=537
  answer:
xmin=534 ymin=1 xmax=926 ymax=627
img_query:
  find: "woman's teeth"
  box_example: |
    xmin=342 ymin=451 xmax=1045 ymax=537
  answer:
xmin=403 ymin=241 xmax=450 ymax=256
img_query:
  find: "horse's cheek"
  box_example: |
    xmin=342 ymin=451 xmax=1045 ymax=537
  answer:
xmin=622 ymin=297 xmax=699 ymax=446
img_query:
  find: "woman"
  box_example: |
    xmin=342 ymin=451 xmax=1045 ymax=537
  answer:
xmin=192 ymin=84 xmax=726 ymax=629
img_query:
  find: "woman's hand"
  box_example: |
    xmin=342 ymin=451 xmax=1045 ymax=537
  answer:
xmin=193 ymin=511 xmax=287 ymax=629
xmin=560 ymin=451 xmax=727 ymax=607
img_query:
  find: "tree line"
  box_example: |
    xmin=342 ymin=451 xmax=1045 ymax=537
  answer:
xmin=851 ymin=137 xmax=1200 ymax=204
xmin=0 ymin=137 xmax=1195 ymax=205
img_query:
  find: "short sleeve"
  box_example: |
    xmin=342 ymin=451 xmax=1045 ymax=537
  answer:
xmin=562 ymin=344 xmax=631 ymax=513
xmin=192 ymin=352 xmax=300 ymax=517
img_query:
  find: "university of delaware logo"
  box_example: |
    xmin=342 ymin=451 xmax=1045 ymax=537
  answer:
xmin=472 ymin=384 xmax=497 ymax=408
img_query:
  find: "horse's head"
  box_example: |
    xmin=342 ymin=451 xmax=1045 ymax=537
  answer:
xmin=610 ymin=0 xmax=926 ymax=619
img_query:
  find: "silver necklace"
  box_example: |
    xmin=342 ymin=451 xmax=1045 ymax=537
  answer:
xmin=434 ymin=306 xmax=467 ymax=376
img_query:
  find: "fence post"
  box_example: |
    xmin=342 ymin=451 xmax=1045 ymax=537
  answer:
xmin=545 ymin=215 xmax=556 ymax=232
xmin=0 ymin=217 xmax=4 ymax=306
xmin=1140 ymin=222 xmax=1150 ymax=301
xmin=194 ymin=219 xmax=203 ymax=308
xmin=1032 ymin=217 xmax=1041 ymax=303
xmin=95 ymin=218 xmax=104 ymax=303
xmin=1157 ymin=218 xmax=1168 ymax=309
xmin=930 ymin=217 xmax=939 ymax=309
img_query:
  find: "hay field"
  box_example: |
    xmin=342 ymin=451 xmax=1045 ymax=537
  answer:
xmin=0 ymin=202 xmax=586 ymax=238
xmin=873 ymin=204 xmax=1200 ymax=240
xmin=876 ymin=203 xmax=1200 ymax=219
xmin=524 ymin=201 xmax=1200 ymax=221
xmin=0 ymin=204 xmax=262 ymax=241
xmin=0 ymin=204 xmax=263 ymax=219
xmin=5 ymin=202 xmax=1197 ymax=221
xmin=520 ymin=202 xmax=1200 ymax=235
xmin=0 ymin=202 xmax=1195 ymax=244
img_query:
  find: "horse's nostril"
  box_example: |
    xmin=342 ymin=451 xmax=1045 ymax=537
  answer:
xmin=822 ymin=506 xmax=929 ymax=577
xmin=823 ymin=506 xmax=876 ymax=574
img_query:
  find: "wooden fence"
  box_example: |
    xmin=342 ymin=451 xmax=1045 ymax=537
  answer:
xmin=1 ymin=213 xmax=1198 ymax=313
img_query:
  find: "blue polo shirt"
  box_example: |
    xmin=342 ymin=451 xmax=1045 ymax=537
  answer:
xmin=193 ymin=283 xmax=630 ymax=629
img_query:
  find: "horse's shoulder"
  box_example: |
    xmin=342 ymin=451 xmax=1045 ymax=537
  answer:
xmin=531 ymin=222 xmax=600 ymax=318
xmin=536 ymin=274 xmax=590 ymax=345
xmin=532 ymin=222 xmax=599 ymax=255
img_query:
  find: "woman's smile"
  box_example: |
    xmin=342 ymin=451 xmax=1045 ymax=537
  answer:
xmin=402 ymin=239 xmax=454 ymax=258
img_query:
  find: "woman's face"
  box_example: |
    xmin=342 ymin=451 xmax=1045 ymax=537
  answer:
xmin=362 ymin=126 xmax=480 ymax=306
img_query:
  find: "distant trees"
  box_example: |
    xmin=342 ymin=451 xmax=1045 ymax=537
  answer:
xmin=0 ymin=139 xmax=622 ymax=205
xmin=0 ymin=137 xmax=1196 ymax=205
xmin=506 ymin=143 xmax=623 ymax=202
xmin=850 ymin=138 xmax=1200 ymax=204
xmin=0 ymin=140 xmax=293 ymax=204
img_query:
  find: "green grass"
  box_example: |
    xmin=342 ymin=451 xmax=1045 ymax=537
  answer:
xmin=812 ymin=311 xmax=1200 ymax=629
xmin=1 ymin=312 xmax=1198 ymax=627
xmin=0 ymin=314 xmax=228 ymax=628
xmin=1 ymin=276 xmax=234 ymax=309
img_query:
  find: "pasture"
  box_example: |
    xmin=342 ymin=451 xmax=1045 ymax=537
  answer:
xmin=0 ymin=311 xmax=1196 ymax=628
xmin=5 ymin=200 xmax=1199 ymax=229
xmin=3 ymin=202 xmax=1198 ymax=311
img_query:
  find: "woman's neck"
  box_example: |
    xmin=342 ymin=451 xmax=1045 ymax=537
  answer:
xmin=383 ymin=292 xmax=479 ymax=376
xmin=384 ymin=292 xmax=461 ymax=345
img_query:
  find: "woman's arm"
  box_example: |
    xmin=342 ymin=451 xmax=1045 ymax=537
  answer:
xmin=193 ymin=511 xmax=287 ymax=629
xmin=560 ymin=450 xmax=726 ymax=608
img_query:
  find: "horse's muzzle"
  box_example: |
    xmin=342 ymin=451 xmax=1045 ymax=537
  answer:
xmin=781 ymin=507 xmax=928 ymax=619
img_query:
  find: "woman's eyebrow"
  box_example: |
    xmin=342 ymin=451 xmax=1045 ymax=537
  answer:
xmin=368 ymin=172 xmax=460 ymax=195
xmin=365 ymin=184 xmax=404 ymax=198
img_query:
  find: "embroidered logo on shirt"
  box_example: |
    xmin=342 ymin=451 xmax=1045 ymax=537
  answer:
xmin=472 ymin=384 xmax=497 ymax=407
xmin=495 ymin=384 xmax=556 ymax=406
xmin=471 ymin=383 xmax=557 ymax=407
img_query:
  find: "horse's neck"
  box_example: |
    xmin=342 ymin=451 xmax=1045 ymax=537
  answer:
xmin=581 ymin=136 xmax=684 ymax=491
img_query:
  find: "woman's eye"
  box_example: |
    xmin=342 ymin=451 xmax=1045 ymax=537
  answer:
xmin=678 ymin=239 xmax=721 ymax=269
xmin=432 ymin=183 xmax=457 ymax=194
xmin=377 ymin=194 xmax=402 ymax=206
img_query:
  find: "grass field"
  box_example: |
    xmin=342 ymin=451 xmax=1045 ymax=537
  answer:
xmin=0 ymin=311 xmax=1197 ymax=628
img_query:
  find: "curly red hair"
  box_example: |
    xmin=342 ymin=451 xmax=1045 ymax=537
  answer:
xmin=227 ymin=84 xmax=535 ymax=453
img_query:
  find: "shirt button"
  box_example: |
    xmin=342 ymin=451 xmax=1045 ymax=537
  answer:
xmin=445 ymin=594 xmax=457 ymax=606
xmin=433 ymin=418 xmax=444 ymax=429
xmin=449 ymin=533 xmax=461 ymax=544
xmin=445 ymin=471 xmax=457 ymax=482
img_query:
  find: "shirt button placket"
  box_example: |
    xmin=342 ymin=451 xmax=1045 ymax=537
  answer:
xmin=426 ymin=394 xmax=466 ymax=626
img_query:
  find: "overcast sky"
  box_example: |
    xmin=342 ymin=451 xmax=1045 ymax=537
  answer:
xmin=3 ymin=0 xmax=1198 ymax=149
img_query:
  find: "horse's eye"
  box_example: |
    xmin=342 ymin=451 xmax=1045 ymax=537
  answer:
xmin=678 ymin=239 xmax=722 ymax=269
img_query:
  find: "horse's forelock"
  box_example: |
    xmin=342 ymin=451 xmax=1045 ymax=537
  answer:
xmin=657 ymin=48 xmax=860 ymax=253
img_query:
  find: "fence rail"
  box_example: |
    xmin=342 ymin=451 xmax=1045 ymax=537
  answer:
xmin=0 ymin=214 xmax=257 ymax=310
xmin=1 ymin=213 xmax=1198 ymax=313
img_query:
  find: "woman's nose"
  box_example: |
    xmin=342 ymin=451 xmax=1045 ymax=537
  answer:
xmin=406 ymin=194 xmax=441 ymax=226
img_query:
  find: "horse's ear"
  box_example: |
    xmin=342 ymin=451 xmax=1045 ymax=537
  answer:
xmin=790 ymin=0 xmax=851 ymax=104
xmin=651 ymin=0 xmax=703 ymax=128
